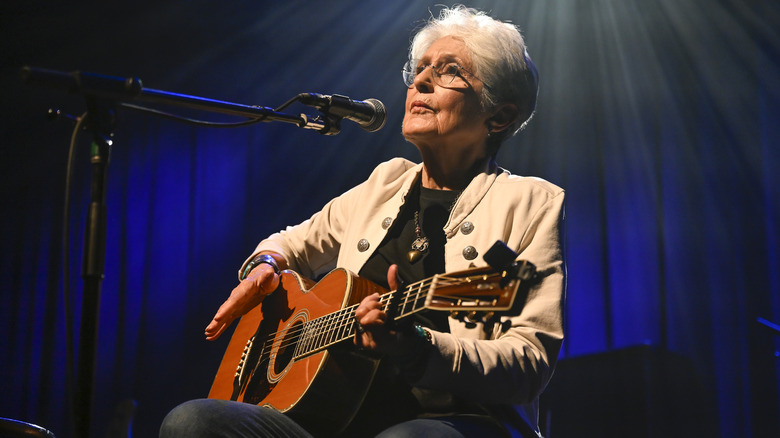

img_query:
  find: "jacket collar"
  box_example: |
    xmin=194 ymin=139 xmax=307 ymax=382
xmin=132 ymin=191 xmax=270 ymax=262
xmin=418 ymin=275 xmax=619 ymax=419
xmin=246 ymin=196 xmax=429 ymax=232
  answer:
xmin=403 ymin=159 xmax=502 ymax=238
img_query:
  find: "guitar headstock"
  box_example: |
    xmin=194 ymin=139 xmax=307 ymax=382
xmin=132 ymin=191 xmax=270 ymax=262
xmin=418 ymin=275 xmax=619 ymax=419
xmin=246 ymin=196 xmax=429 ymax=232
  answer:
xmin=423 ymin=261 xmax=536 ymax=313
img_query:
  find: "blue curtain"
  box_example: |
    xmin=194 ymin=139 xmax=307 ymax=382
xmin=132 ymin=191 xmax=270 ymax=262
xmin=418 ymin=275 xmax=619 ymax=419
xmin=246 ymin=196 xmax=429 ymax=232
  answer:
xmin=1 ymin=1 xmax=778 ymax=437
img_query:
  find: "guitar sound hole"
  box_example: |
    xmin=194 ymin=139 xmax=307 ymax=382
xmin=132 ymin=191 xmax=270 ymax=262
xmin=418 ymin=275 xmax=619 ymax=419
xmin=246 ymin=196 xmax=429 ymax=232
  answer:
xmin=274 ymin=320 xmax=302 ymax=375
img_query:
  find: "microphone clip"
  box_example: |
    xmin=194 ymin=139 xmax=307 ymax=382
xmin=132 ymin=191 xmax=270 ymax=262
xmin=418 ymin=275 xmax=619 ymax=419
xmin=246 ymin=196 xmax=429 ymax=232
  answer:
xmin=297 ymin=92 xmax=386 ymax=134
xmin=299 ymin=112 xmax=341 ymax=135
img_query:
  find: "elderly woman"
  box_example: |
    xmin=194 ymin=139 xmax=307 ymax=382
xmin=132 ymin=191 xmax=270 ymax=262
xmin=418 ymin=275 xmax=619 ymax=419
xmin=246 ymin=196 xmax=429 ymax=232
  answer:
xmin=161 ymin=6 xmax=564 ymax=438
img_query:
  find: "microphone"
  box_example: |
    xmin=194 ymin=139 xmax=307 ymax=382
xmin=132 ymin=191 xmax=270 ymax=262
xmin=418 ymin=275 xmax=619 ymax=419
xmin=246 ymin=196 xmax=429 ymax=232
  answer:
xmin=299 ymin=93 xmax=387 ymax=132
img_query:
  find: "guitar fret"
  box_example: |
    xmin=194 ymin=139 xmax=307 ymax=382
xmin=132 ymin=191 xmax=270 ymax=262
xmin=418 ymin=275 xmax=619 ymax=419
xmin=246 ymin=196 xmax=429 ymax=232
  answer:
xmin=397 ymin=281 xmax=424 ymax=319
xmin=312 ymin=315 xmax=324 ymax=351
xmin=411 ymin=284 xmax=419 ymax=314
xmin=414 ymin=282 xmax=431 ymax=308
xmin=298 ymin=321 xmax=312 ymax=357
xmin=338 ymin=307 xmax=352 ymax=342
xmin=335 ymin=309 xmax=346 ymax=343
xmin=331 ymin=311 xmax=341 ymax=345
xmin=323 ymin=311 xmax=336 ymax=347
xmin=402 ymin=283 xmax=419 ymax=316
xmin=399 ymin=288 xmax=410 ymax=316
xmin=380 ymin=293 xmax=391 ymax=314
xmin=425 ymin=275 xmax=438 ymax=308
xmin=313 ymin=315 xmax=326 ymax=351
xmin=323 ymin=312 xmax=337 ymax=349
xmin=323 ymin=313 xmax=333 ymax=347
xmin=306 ymin=318 xmax=319 ymax=353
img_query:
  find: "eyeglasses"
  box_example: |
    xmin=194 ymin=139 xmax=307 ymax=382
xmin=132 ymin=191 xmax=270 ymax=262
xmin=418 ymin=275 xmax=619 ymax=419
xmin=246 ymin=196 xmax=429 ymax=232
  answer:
xmin=402 ymin=59 xmax=490 ymax=90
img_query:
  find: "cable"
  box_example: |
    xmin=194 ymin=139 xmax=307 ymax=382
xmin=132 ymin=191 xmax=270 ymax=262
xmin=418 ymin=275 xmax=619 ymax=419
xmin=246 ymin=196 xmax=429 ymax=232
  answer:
xmin=118 ymin=103 xmax=267 ymax=128
xmin=117 ymin=93 xmax=305 ymax=128
xmin=62 ymin=111 xmax=87 ymax=438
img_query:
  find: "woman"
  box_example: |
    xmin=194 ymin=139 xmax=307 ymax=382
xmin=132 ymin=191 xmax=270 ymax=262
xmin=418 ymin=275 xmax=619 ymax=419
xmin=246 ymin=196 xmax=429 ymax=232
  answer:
xmin=161 ymin=6 xmax=564 ymax=438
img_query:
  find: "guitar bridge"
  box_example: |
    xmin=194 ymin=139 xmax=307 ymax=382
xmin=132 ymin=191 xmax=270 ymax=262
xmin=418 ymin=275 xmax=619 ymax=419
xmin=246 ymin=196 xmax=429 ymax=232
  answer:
xmin=235 ymin=336 xmax=254 ymax=382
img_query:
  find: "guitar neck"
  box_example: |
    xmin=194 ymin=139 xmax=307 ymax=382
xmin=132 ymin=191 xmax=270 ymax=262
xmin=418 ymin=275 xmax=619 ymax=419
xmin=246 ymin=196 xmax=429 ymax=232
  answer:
xmin=292 ymin=277 xmax=433 ymax=360
xmin=289 ymin=263 xmax=529 ymax=361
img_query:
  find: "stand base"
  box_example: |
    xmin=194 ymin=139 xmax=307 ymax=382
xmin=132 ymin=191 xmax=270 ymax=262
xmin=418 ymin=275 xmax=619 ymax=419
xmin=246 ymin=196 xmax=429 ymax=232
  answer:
xmin=0 ymin=417 xmax=56 ymax=438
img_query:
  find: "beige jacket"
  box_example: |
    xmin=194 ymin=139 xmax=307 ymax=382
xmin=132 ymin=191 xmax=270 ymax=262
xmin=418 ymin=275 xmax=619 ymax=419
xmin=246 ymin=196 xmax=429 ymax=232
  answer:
xmin=243 ymin=157 xmax=565 ymax=435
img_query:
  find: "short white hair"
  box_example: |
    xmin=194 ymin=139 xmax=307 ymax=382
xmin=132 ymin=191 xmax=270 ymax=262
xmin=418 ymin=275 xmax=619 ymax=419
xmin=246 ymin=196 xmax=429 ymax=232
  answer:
xmin=409 ymin=5 xmax=539 ymax=137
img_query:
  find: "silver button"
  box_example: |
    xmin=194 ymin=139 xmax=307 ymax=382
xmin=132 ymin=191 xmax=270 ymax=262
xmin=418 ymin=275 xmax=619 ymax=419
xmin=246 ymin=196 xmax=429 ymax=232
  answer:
xmin=381 ymin=217 xmax=392 ymax=230
xmin=460 ymin=221 xmax=474 ymax=235
xmin=357 ymin=239 xmax=370 ymax=252
xmin=462 ymin=245 xmax=478 ymax=260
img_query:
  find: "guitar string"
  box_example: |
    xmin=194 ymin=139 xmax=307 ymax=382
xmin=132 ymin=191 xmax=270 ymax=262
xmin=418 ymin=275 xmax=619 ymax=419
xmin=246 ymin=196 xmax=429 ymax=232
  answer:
xmin=260 ymin=270 xmax=497 ymax=362
xmin=256 ymin=276 xmax=437 ymax=363
xmin=264 ymin=284 xmax=429 ymax=360
xmin=283 ymin=275 xmax=433 ymax=343
xmin=234 ymin=271 xmax=502 ymax=389
xmin=254 ymin=271 xmax=498 ymax=365
xmin=236 ymin=296 xmax=401 ymax=410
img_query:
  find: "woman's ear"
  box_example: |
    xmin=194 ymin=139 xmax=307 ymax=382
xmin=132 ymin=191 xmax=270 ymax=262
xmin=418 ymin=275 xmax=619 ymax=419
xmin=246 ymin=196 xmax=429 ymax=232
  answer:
xmin=486 ymin=103 xmax=520 ymax=134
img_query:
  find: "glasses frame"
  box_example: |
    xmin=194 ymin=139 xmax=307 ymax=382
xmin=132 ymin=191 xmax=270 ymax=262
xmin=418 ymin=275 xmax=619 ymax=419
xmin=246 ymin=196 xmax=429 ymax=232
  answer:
xmin=402 ymin=59 xmax=490 ymax=91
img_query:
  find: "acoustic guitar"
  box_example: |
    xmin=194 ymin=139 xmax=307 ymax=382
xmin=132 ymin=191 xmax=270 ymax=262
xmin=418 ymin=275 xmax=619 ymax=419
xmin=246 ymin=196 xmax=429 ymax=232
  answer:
xmin=208 ymin=243 xmax=536 ymax=436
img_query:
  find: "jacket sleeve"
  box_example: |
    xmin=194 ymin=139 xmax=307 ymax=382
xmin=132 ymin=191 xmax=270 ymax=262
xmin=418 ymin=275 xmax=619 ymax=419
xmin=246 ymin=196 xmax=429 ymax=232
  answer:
xmin=415 ymin=189 xmax=565 ymax=405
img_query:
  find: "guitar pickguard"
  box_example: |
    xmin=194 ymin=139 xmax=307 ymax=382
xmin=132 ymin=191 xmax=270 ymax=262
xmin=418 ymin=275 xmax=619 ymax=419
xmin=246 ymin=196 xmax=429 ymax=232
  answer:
xmin=233 ymin=285 xmax=295 ymax=404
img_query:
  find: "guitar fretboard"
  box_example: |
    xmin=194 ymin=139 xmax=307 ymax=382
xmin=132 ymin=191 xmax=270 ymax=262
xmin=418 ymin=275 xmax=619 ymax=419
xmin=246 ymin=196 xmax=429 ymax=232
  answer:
xmin=290 ymin=276 xmax=437 ymax=359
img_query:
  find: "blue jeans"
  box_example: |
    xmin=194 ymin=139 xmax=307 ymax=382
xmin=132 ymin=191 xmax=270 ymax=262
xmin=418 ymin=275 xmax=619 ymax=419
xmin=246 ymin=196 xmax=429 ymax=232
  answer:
xmin=159 ymin=398 xmax=510 ymax=437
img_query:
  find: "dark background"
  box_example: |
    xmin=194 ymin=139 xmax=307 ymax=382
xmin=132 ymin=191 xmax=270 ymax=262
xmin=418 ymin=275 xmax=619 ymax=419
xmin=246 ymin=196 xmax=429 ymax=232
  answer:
xmin=1 ymin=1 xmax=778 ymax=437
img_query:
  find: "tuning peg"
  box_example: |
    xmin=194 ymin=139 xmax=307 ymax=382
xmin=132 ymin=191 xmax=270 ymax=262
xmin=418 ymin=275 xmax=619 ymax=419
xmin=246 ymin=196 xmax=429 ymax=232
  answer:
xmin=451 ymin=311 xmax=476 ymax=327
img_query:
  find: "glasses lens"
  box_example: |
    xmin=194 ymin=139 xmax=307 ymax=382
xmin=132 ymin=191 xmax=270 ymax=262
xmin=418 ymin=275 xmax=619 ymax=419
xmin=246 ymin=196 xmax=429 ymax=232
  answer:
xmin=402 ymin=60 xmax=480 ymax=89
xmin=402 ymin=60 xmax=416 ymax=87
xmin=439 ymin=66 xmax=458 ymax=85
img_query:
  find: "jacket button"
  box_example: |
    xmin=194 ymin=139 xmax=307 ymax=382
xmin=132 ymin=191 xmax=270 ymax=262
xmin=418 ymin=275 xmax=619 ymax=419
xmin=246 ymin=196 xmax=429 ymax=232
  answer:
xmin=357 ymin=239 xmax=370 ymax=252
xmin=462 ymin=246 xmax=478 ymax=260
xmin=460 ymin=221 xmax=474 ymax=235
xmin=381 ymin=217 xmax=392 ymax=230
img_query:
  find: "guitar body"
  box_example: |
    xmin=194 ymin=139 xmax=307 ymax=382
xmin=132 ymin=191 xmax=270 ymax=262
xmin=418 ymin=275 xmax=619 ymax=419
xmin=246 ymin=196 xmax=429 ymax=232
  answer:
xmin=209 ymin=268 xmax=386 ymax=436
xmin=209 ymin=248 xmax=535 ymax=435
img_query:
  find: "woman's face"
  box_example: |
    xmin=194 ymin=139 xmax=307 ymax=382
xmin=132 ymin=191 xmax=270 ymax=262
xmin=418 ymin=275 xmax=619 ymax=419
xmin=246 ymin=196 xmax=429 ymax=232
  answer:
xmin=402 ymin=36 xmax=490 ymax=159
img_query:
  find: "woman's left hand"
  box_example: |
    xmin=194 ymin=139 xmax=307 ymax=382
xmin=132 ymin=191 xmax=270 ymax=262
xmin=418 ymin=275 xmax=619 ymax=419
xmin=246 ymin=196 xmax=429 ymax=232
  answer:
xmin=353 ymin=264 xmax=415 ymax=355
xmin=205 ymin=262 xmax=280 ymax=341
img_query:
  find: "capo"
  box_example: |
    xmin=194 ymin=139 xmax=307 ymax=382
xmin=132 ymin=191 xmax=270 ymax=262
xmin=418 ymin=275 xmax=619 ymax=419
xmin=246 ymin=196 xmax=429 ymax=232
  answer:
xmin=483 ymin=240 xmax=536 ymax=287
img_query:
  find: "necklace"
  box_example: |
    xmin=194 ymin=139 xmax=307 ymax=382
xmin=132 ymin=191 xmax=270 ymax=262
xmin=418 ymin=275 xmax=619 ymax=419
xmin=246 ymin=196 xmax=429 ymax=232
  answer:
xmin=407 ymin=211 xmax=429 ymax=263
xmin=406 ymin=188 xmax=462 ymax=263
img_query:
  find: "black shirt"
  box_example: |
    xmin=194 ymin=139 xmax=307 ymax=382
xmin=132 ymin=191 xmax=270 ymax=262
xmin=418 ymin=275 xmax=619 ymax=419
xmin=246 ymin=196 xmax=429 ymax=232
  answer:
xmin=341 ymin=182 xmax=463 ymax=436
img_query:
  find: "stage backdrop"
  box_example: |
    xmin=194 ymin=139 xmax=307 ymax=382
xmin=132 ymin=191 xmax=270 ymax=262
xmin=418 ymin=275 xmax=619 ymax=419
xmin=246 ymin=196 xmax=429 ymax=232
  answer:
xmin=1 ymin=1 xmax=778 ymax=437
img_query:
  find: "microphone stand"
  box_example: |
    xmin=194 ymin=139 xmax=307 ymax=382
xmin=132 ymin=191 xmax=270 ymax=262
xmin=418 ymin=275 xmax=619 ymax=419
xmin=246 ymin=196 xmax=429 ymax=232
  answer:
xmin=19 ymin=66 xmax=343 ymax=438
xmin=73 ymin=95 xmax=115 ymax=438
xmin=21 ymin=66 xmax=341 ymax=133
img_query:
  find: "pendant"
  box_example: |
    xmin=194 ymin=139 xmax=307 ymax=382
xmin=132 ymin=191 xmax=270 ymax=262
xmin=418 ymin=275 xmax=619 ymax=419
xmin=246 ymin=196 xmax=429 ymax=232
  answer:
xmin=411 ymin=236 xmax=429 ymax=252
xmin=408 ymin=236 xmax=429 ymax=263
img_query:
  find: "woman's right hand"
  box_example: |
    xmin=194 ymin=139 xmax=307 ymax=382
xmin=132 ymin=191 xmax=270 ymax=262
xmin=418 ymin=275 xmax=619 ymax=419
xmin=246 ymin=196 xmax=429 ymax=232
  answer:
xmin=205 ymin=263 xmax=280 ymax=341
